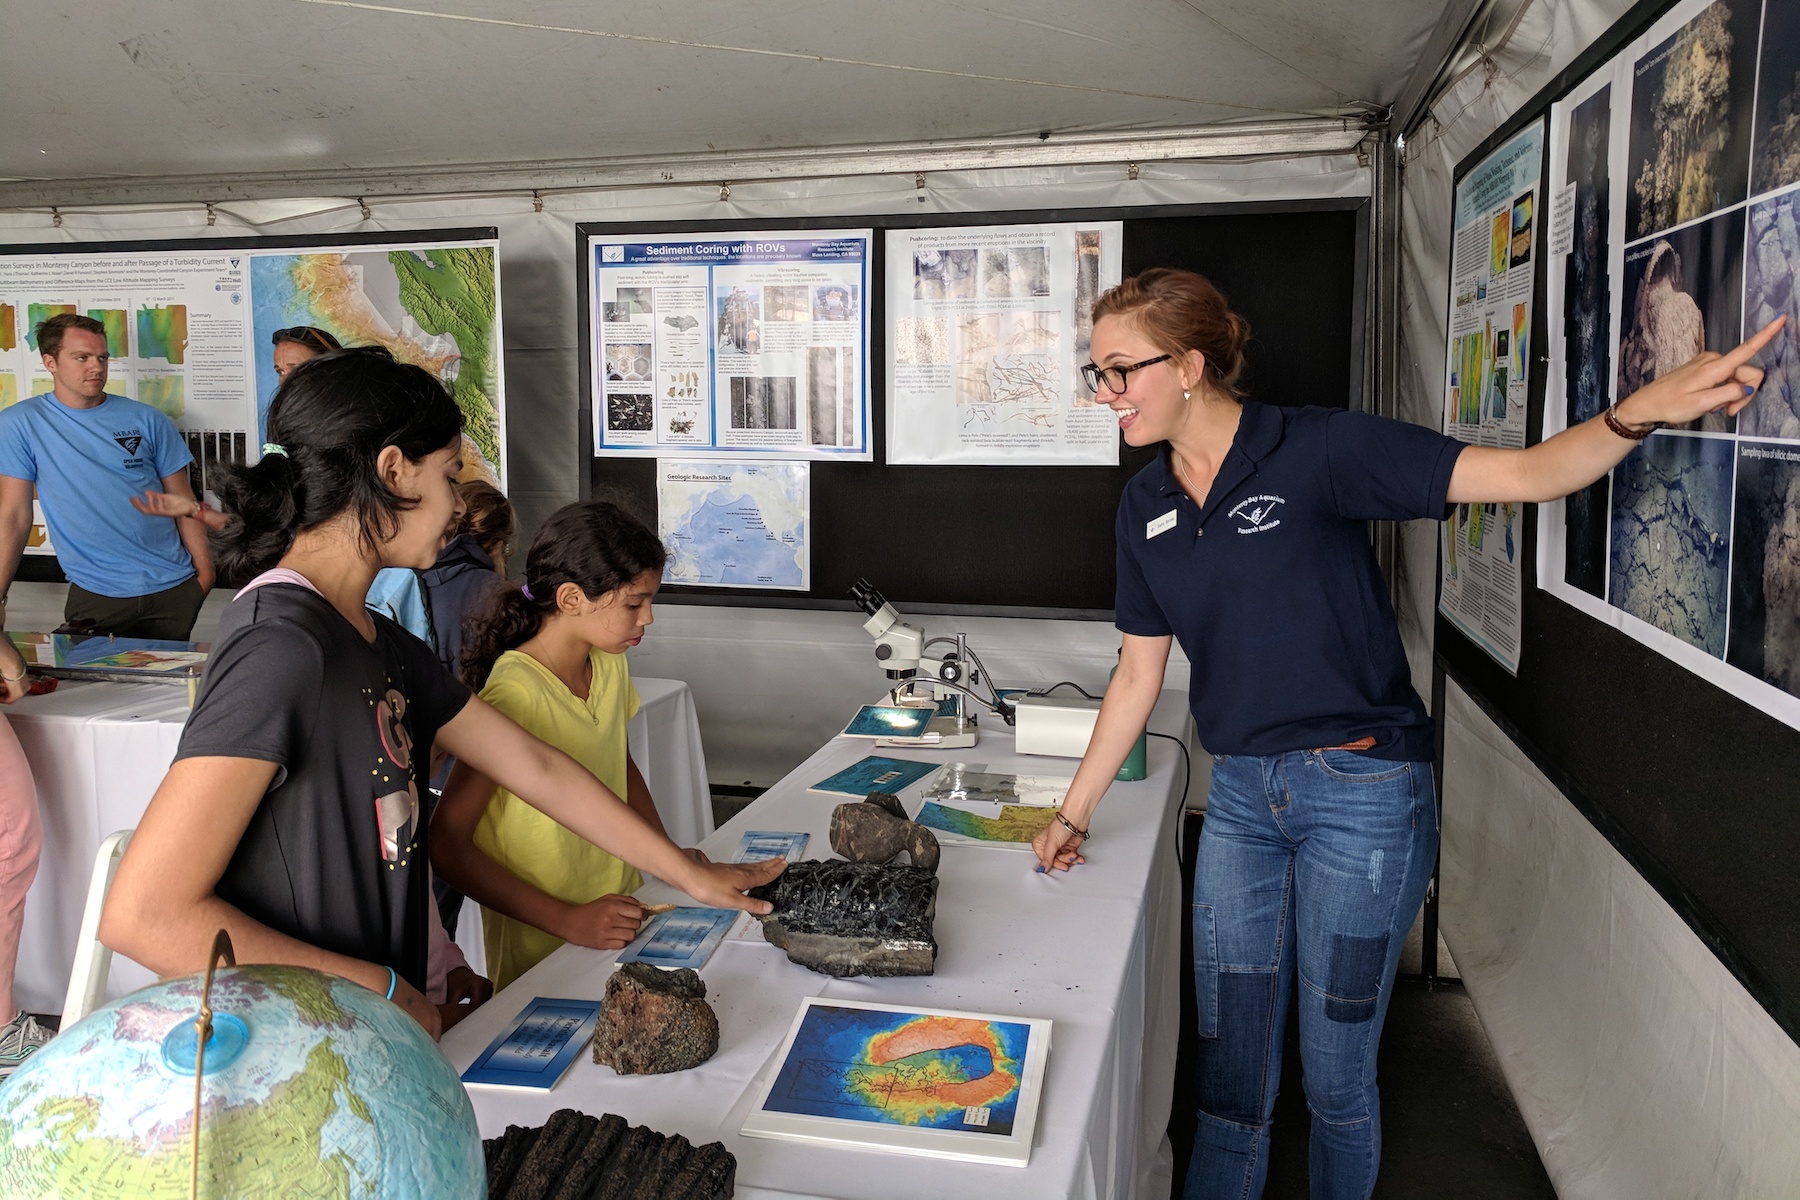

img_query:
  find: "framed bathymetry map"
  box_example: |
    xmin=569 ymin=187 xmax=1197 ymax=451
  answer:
xmin=741 ymin=997 xmax=1051 ymax=1166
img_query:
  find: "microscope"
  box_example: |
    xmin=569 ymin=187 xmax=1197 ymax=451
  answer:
xmin=851 ymin=579 xmax=989 ymax=749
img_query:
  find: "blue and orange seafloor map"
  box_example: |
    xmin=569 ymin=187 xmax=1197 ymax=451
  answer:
xmin=251 ymin=245 xmax=502 ymax=482
xmin=762 ymin=1005 xmax=1030 ymax=1135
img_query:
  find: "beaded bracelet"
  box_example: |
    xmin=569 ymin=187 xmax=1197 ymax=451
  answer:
xmin=1603 ymin=401 xmax=1660 ymax=441
xmin=1056 ymin=812 xmax=1091 ymax=843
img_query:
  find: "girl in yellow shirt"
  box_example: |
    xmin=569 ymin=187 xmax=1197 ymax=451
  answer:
xmin=432 ymin=500 xmax=679 ymax=990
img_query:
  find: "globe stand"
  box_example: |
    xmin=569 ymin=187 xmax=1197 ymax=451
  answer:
xmin=175 ymin=930 xmax=235 ymax=1200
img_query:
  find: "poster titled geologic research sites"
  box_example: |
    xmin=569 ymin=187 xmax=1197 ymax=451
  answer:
xmin=1540 ymin=0 xmax=1800 ymax=730
xmin=588 ymin=230 xmax=872 ymax=460
xmin=886 ymin=222 xmax=1123 ymax=465
xmin=1440 ymin=121 xmax=1541 ymax=673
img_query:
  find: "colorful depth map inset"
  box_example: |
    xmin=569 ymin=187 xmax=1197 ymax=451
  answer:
xmin=251 ymin=246 xmax=502 ymax=481
xmin=915 ymin=802 xmax=1059 ymax=844
xmin=135 ymin=304 xmax=187 ymax=363
xmin=86 ymin=308 xmax=128 ymax=357
xmin=0 ymin=304 xmax=15 ymax=351
xmin=25 ymin=304 xmax=73 ymax=351
xmin=763 ymin=1005 xmax=1029 ymax=1136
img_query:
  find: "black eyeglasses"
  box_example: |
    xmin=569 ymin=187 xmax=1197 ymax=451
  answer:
xmin=271 ymin=326 xmax=340 ymax=351
xmin=1080 ymin=354 xmax=1172 ymax=394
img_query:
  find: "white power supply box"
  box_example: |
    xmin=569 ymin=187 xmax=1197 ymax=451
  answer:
xmin=1013 ymin=695 xmax=1104 ymax=758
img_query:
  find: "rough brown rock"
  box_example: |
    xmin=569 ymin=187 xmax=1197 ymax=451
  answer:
xmin=829 ymin=790 xmax=940 ymax=873
xmin=591 ymin=962 xmax=720 ymax=1075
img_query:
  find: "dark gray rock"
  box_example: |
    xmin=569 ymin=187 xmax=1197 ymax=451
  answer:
xmin=830 ymin=791 xmax=940 ymax=873
xmin=592 ymin=963 xmax=719 ymax=1075
xmin=748 ymin=859 xmax=938 ymax=977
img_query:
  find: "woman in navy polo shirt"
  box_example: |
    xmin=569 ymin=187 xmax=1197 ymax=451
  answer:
xmin=1031 ymin=268 xmax=1783 ymax=1200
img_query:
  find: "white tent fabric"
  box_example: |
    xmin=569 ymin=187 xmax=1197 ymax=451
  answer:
xmin=1393 ymin=1 xmax=1800 ymax=1195
xmin=0 ymin=1 xmax=1434 ymax=180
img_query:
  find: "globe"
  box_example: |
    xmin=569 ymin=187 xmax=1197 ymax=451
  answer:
xmin=0 ymin=964 xmax=484 ymax=1197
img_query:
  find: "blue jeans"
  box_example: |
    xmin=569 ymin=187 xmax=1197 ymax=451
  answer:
xmin=1183 ymin=750 xmax=1439 ymax=1200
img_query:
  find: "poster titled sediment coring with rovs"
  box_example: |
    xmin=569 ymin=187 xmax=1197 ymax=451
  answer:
xmin=1540 ymin=0 xmax=1800 ymax=731
xmin=589 ymin=230 xmax=872 ymax=460
xmin=1440 ymin=121 xmax=1542 ymax=674
xmin=885 ymin=222 xmax=1122 ymax=465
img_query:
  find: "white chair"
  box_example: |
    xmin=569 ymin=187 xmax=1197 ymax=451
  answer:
xmin=59 ymin=829 xmax=133 ymax=1029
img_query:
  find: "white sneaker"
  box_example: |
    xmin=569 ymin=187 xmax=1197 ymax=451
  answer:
xmin=0 ymin=1011 xmax=52 ymax=1078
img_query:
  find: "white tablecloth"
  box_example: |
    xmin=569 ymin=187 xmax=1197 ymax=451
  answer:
xmin=7 ymin=676 xmax=713 ymax=1014
xmin=441 ymin=691 xmax=1195 ymax=1200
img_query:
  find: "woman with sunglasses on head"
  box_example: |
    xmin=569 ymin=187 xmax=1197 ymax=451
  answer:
xmin=1033 ymin=267 xmax=1785 ymax=1200
xmin=271 ymin=325 xmax=343 ymax=382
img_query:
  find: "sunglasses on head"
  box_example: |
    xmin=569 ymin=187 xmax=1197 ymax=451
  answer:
xmin=271 ymin=326 xmax=338 ymax=350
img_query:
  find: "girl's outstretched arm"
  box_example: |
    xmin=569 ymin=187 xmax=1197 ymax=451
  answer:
xmin=101 ymin=756 xmax=441 ymax=1036
xmin=431 ymin=759 xmax=648 ymax=949
xmin=1450 ymin=316 xmax=1786 ymax=504
xmin=436 ymin=696 xmax=783 ymax=910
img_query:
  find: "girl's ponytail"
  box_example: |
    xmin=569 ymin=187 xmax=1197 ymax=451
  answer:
xmin=461 ymin=585 xmax=549 ymax=691
xmin=212 ymin=449 xmax=307 ymax=581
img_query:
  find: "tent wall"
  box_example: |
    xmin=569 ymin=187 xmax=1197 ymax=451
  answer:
xmin=0 ymin=152 xmax=1365 ymax=783
xmin=1394 ymin=0 xmax=1800 ymax=1194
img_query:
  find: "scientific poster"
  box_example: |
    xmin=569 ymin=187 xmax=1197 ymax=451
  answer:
xmin=589 ymin=231 xmax=871 ymax=460
xmin=0 ymin=233 xmax=506 ymax=559
xmin=1539 ymin=0 xmax=1800 ymax=732
xmin=886 ymin=222 xmax=1123 ymax=465
xmin=249 ymin=241 xmax=505 ymax=484
xmin=656 ymin=459 xmax=810 ymax=591
xmin=1440 ymin=121 xmax=1541 ymax=674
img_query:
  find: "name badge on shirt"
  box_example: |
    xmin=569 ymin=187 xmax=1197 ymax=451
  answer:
xmin=1146 ymin=509 xmax=1178 ymax=540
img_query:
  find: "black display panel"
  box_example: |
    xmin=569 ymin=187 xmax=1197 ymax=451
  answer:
xmin=579 ymin=201 xmax=1367 ymax=616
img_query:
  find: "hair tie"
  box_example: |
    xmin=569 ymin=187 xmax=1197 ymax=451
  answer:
xmin=521 ymin=583 xmax=534 ymax=601
xmin=261 ymin=443 xmax=288 ymax=458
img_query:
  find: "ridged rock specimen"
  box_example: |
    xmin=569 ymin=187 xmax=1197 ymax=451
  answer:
xmin=484 ymin=1109 xmax=736 ymax=1200
xmin=591 ymin=963 xmax=719 ymax=1076
xmin=748 ymin=859 xmax=938 ymax=978
xmin=830 ymin=791 xmax=940 ymax=873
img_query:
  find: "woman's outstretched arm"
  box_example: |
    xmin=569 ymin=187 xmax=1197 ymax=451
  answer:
xmin=1449 ymin=316 xmax=1786 ymax=505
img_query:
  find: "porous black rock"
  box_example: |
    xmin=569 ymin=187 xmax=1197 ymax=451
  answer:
xmin=592 ymin=962 xmax=720 ymax=1075
xmin=747 ymin=859 xmax=938 ymax=977
xmin=483 ymin=1109 xmax=736 ymax=1200
xmin=830 ymin=790 xmax=940 ymax=873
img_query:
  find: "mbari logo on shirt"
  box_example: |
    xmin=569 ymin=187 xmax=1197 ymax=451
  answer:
xmin=113 ymin=432 xmax=143 ymax=457
xmin=370 ymin=685 xmax=419 ymax=866
xmin=1230 ymin=494 xmax=1287 ymax=534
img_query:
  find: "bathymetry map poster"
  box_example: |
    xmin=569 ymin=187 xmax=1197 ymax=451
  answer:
xmin=1539 ymin=0 xmax=1800 ymax=732
xmin=1440 ymin=121 xmax=1541 ymax=674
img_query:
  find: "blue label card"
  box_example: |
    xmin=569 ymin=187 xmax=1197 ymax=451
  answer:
xmin=460 ymin=997 xmax=601 ymax=1090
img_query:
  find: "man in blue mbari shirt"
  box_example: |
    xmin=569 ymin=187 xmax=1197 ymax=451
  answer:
xmin=0 ymin=314 xmax=212 ymax=639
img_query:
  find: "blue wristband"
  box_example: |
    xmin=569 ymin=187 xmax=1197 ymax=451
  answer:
xmin=384 ymin=966 xmax=397 ymax=1001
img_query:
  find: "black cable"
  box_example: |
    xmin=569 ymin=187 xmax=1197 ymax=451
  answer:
xmin=1033 ymin=680 xmax=1101 ymax=700
xmin=1147 ymin=730 xmax=1193 ymax=867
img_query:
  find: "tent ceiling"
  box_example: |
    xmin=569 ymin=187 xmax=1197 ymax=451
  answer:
xmin=2 ymin=0 xmax=1452 ymax=192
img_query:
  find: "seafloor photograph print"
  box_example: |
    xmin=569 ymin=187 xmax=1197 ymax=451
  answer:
xmin=1609 ymin=432 xmax=1735 ymax=657
xmin=1616 ymin=206 xmax=1746 ymax=431
xmin=1725 ymin=441 xmax=1800 ymax=696
xmin=1750 ymin=0 xmax=1800 ymax=194
xmin=1739 ymin=189 xmax=1800 ymax=438
xmin=1626 ymin=0 xmax=1759 ymax=241
xmin=1564 ymin=84 xmax=1614 ymax=597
